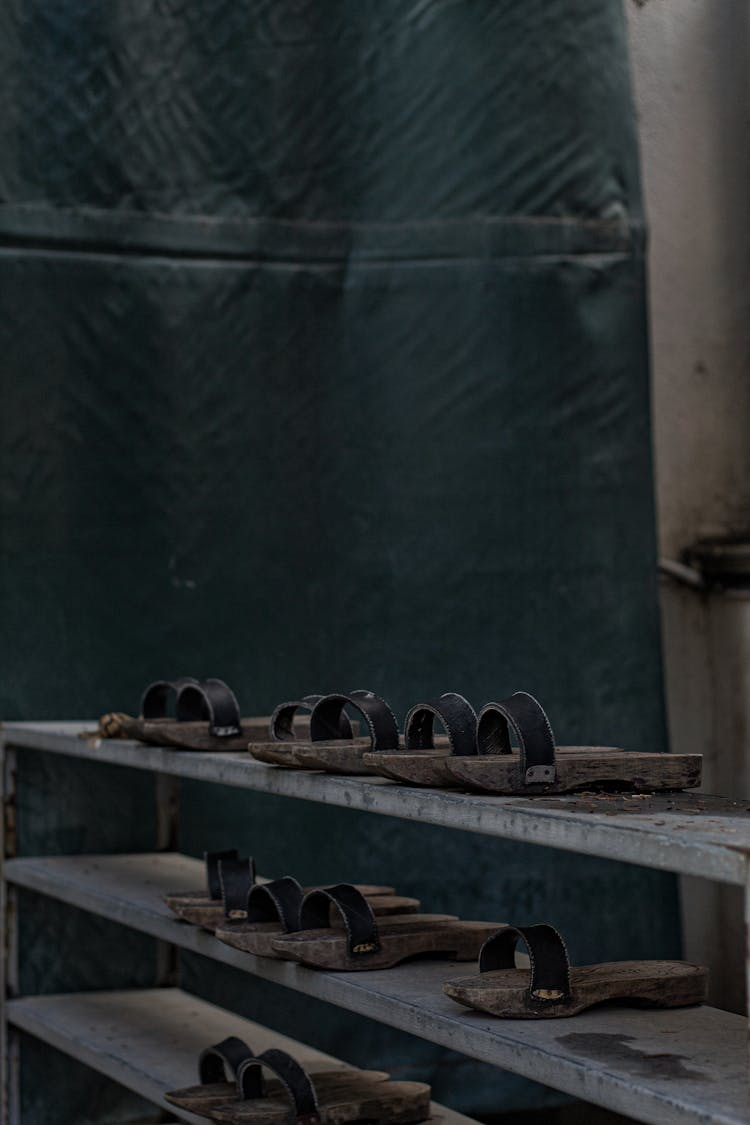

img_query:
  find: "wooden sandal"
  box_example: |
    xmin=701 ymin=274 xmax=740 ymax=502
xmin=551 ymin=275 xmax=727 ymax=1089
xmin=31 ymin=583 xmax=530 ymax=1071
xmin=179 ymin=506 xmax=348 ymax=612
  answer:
xmin=270 ymin=884 xmax=499 ymax=972
xmin=445 ymin=692 xmax=701 ymax=794
xmin=205 ymin=1048 xmax=430 ymax=1125
xmin=251 ymin=691 xmax=400 ymax=775
xmin=166 ymin=1035 xmax=256 ymax=1113
xmin=166 ymin=856 xmax=405 ymax=934
xmin=165 ymin=851 xmax=256 ymax=928
xmin=214 ymin=877 xmax=428 ymax=957
xmin=248 ymin=694 xmax=359 ymax=769
xmin=143 ymin=679 xmax=292 ymax=751
xmin=363 ymin=693 xmax=478 ymax=788
xmin=166 ymin=1039 xmax=393 ymax=1118
xmin=444 ymin=923 xmax=708 ymax=1018
xmin=95 ymin=678 xmax=312 ymax=751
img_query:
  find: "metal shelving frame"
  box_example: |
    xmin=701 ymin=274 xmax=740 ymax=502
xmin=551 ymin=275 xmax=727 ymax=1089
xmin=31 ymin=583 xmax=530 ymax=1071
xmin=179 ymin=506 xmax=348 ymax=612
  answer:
xmin=2 ymin=722 xmax=749 ymax=1125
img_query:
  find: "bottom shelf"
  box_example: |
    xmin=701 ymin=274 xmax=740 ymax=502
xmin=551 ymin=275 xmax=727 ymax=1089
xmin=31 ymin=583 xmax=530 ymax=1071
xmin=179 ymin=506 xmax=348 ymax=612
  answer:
xmin=6 ymin=988 xmax=477 ymax=1125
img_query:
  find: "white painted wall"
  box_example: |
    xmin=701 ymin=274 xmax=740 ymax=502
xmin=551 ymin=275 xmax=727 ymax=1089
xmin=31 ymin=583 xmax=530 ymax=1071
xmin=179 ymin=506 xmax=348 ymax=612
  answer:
xmin=625 ymin=0 xmax=750 ymax=1011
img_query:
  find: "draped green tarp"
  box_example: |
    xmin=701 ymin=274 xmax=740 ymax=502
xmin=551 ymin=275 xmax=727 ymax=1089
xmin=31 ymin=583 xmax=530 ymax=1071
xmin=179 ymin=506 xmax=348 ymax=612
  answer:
xmin=1 ymin=2 xmax=679 ymax=1120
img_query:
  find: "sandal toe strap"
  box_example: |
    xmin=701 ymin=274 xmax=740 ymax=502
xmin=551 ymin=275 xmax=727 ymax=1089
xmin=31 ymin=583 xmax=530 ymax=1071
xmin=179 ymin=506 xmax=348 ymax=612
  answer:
xmin=310 ymin=691 xmax=398 ymax=752
xmin=218 ymin=856 xmax=257 ymax=919
xmin=199 ymin=1035 xmax=254 ymax=1085
xmin=479 ymin=923 xmax=572 ymax=1005
xmin=298 ymin=883 xmax=381 ymax=958
xmin=247 ymin=876 xmax=305 ymax=932
xmin=140 ymin=676 xmax=199 ymax=719
xmin=477 ymin=692 xmax=557 ymax=784
xmin=204 ymin=848 xmax=239 ymax=900
xmin=404 ymin=692 xmax=477 ymax=756
xmin=270 ymin=695 xmax=352 ymax=741
xmin=176 ymin=678 xmax=242 ymax=737
xmin=238 ymin=1048 xmax=320 ymax=1124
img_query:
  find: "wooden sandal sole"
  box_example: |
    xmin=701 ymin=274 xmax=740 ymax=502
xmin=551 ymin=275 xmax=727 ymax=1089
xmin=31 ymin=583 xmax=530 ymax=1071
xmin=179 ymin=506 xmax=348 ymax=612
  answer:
xmin=270 ymin=920 xmax=501 ymax=971
xmin=209 ymin=1077 xmax=431 ymax=1124
xmin=251 ymin=736 xmax=450 ymax=775
xmin=362 ymin=746 xmax=625 ymax=789
xmin=166 ymin=1067 xmax=391 ymax=1114
xmin=135 ymin=717 xmax=295 ymax=752
xmin=446 ymin=751 xmax=702 ymax=795
xmin=444 ymin=959 xmax=708 ymax=1018
xmin=216 ymin=913 xmax=459 ymax=958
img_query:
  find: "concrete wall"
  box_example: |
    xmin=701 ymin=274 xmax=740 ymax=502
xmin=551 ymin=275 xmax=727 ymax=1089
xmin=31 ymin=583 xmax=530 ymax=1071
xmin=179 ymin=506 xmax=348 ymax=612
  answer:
xmin=625 ymin=0 xmax=750 ymax=1009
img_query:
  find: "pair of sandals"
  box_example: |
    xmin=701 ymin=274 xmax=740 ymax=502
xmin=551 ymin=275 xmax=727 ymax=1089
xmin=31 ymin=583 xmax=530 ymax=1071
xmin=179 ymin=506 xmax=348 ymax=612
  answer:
xmin=166 ymin=854 xmax=706 ymax=1017
xmin=166 ymin=1036 xmax=430 ymax=1123
xmin=165 ymin=851 xmax=421 ymax=936
xmin=217 ymin=882 xmax=707 ymax=1009
xmin=165 ymin=851 xmax=492 ymax=969
xmin=251 ymin=690 xmax=702 ymax=795
xmin=96 ymin=677 xmax=297 ymax=751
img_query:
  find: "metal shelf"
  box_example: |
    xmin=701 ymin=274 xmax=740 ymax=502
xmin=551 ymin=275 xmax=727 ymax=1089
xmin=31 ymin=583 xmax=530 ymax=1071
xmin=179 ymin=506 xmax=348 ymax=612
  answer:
xmin=4 ymin=722 xmax=750 ymax=884
xmin=6 ymin=852 xmax=746 ymax=1125
xmin=6 ymin=987 xmax=474 ymax=1125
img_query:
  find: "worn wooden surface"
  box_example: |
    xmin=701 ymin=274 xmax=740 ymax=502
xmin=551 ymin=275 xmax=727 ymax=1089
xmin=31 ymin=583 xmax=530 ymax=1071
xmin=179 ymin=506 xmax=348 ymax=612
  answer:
xmin=271 ymin=920 xmax=500 ymax=971
xmin=5 ymin=723 xmax=750 ymax=883
xmin=446 ymin=753 xmax=702 ymax=795
xmin=368 ymin=751 xmax=702 ymax=795
xmin=166 ymin=1068 xmax=391 ymax=1116
xmin=170 ymin=1069 xmax=430 ymax=1124
xmin=5 ymin=853 xmax=745 ymax=1125
xmin=5 ymin=989 xmax=473 ymax=1125
xmin=444 ymin=961 xmax=708 ymax=1019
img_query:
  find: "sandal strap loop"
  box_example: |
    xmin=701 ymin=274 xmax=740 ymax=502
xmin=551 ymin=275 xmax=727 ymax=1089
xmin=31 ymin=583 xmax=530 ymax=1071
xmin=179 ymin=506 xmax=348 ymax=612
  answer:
xmin=204 ymin=848 xmax=239 ymax=900
xmin=270 ymin=695 xmax=352 ymax=741
xmin=238 ymin=1048 xmax=320 ymax=1123
xmin=477 ymin=692 xmax=557 ymax=784
xmin=199 ymin=1036 xmax=256 ymax=1087
xmin=218 ymin=856 xmax=256 ymax=920
xmin=298 ymin=883 xmax=381 ymax=958
xmin=479 ymin=923 xmax=572 ymax=1004
xmin=176 ymin=678 xmax=242 ymax=737
xmin=247 ymin=877 xmax=305 ymax=932
xmin=309 ymin=691 xmax=398 ymax=752
xmin=404 ymin=693 xmax=477 ymax=756
xmin=140 ymin=677 xmax=199 ymax=719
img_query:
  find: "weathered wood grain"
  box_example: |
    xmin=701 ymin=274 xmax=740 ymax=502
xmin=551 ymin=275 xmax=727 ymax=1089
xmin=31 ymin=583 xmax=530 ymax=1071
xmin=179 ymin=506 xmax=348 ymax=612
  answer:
xmin=207 ymin=1075 xmax=432 ymax=1125
xmin=444 ymin=960 xmax=708 ymax=1019
xmin=166 ymin=1067 xmax=392 ymax=1116
xmin=271 ymin=919 xmax=501 ymax=971
xmin=446 ymin=752 xmax=702 ymax=795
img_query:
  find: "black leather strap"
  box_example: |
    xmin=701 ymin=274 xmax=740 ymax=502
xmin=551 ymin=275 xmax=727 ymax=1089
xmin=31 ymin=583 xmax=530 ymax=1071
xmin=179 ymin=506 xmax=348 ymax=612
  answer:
xmin=270 ymin=694 xmax=353 ymax=742
xmin=176 ymin=678 xmax=242 ymax=737
xmin=477 ymin=692 xmax=557 ymax=784
xmin=199 ymin=1036 xmax=258 ymax=1091
xmin=404 ymin=692 xmax=477 ymax=756
xmin=205 ymin=849 xmax=239 ymax=900
xmin=246 ymin=877 xmax=305 ymax=933
xmin=310 ymin=691 xmax=398 ymax=752
xmin=140 ymin=677 xmax=199 ymax=719
xmin=238 ymin=1048 xmax=320 ymax=1124
xmin=479 ymin=923 xmax=572 ymax=1006
xmin=298 ymin=884 xmax=381 ymax=958
xmin=218 ymin=856 xmax=257 ymax=920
